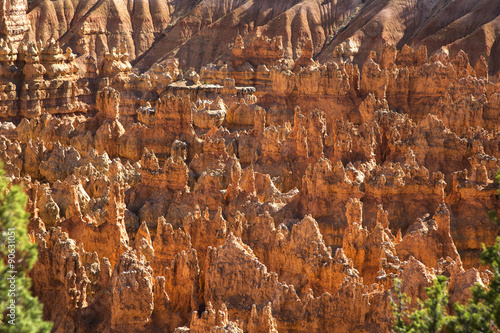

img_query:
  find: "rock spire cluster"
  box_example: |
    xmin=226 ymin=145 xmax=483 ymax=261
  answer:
xmin=0 ymin=3 xmax=499 ymax=331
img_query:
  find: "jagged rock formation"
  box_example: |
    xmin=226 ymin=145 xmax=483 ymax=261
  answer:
xmin=0 ymin=0 xmax=29 ymax=48
xmin=0 ymin=4 xmax=499 ymax=332
xmin=0 ymin=38 xmax=90 ymax=119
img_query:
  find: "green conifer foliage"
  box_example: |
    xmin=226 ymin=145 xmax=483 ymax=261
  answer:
xmin=0 ymin=166 xmax=53 ymax=332
xmin=392 ymin=172 xmax=500 ymax=333
xmin=447 ymin=172 xmax=500 ymax=332
xmin=391 ymin=276 xmax=449 ymax=333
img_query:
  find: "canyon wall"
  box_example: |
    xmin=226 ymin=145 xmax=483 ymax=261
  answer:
xmin=0 ymin=1 xmax=499 ymax=332
xmin=20 ymin=0 xmax=500 ymax=75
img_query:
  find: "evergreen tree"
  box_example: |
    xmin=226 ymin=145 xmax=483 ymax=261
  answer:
xmin=391 ymin=275 xmax=449 ymax=333
xmin=0 ymin=166 xmax=52 ymax=332
xmin=447 ymin=172 xmax=500 ymax=332
xmin=392 ymin=172 xmax=500 ymax=333
xmin=390 ymin=278 xmax=411 ymax=333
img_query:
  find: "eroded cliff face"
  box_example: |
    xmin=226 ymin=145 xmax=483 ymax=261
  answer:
xmin=0 ymin=7 xmax=499 ymax=332
xmin=0 ymin=0 xmax=29 ymax=48
xmin=19 ymin=0 xmax=500 ymax=77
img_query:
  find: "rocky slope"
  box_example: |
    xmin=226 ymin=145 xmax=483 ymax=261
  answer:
xmin=0 ymin=1 xmax=499 ymax=332
xmin=25 ymin=0 xmax=500 ymax=74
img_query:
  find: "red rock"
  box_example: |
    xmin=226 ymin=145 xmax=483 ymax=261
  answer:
xmin=0 ymin=5 xmax=499 ymax=331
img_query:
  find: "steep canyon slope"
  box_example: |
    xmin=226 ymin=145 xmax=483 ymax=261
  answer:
xmin=26 ymin=0 xmax=500 ymax=74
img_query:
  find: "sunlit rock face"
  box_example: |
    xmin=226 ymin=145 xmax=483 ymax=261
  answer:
xmin=1 ymin=1 xmax=500 ymax=332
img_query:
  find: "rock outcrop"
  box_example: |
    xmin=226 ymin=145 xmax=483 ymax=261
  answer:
xmin=0 ymin=7 xmax=499 ymax=332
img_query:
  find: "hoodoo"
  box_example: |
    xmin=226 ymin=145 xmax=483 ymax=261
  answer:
xmin=0 ymin=0 xmax=499 ymax=332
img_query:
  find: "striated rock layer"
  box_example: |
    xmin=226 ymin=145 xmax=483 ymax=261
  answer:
xmin=15 ymin=0 xmax=500 ymax=76
xmin=0 ymin=6 xmax=499 ymax=332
